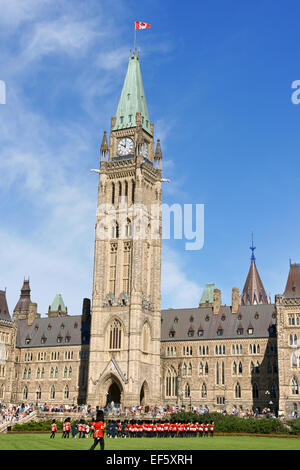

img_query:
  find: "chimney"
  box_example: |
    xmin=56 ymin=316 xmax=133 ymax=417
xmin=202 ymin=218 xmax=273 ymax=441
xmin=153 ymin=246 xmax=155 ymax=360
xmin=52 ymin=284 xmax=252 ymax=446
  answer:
xmin=232 ymin=288 xmax=239 ymax=314
xmin=82 ymin=298 xmax=91 ymax=322
xmin=213 ymin=289 xmax=221 ymax=315
xmin=28 ymin=302 xmax=37 ymax=326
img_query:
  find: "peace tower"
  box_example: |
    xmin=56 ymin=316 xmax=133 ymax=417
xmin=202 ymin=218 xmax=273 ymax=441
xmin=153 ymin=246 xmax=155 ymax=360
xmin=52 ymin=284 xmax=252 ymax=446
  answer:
xmin=87 ymin=51 xmax=163 ymax=407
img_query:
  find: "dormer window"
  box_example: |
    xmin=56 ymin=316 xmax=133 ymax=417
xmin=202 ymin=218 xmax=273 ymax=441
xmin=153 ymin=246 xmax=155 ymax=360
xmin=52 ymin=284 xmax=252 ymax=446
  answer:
xmin=217 ymin=328 xmax=223 ymax=336
xmin=188 ymin=328 xmax=194 ymax=337
xmin=237 ymin=328 xmax=243 ymax=335
xmin=41 ymin=335 xmax=47 ymax=344
xmin=169 ymin=329 xmax=175 ymax=338
xmin=248 ymin=328 xmax=254 ymax=335
xmin=25 ymin=337 xmax=31 ymax=345
xmin=60 ymin=323 xmax=65 ymax=329
xmin=57 ymin=336 xmax=62 ymax=344
xmin=65 ymin=336 xmax=71 ymax=343
xmin=34 ymin=325 xmax=39 ymax=332
xmin=198 ymin=329 xmax=204 ymax=337
xmin=74 ymin=323 xmax=78 ymax=329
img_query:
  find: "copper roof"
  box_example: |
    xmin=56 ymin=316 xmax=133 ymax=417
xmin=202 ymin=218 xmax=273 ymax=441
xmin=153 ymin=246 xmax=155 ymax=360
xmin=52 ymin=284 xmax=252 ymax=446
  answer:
xmin=283 ymin=263 xmax=300 ymax=298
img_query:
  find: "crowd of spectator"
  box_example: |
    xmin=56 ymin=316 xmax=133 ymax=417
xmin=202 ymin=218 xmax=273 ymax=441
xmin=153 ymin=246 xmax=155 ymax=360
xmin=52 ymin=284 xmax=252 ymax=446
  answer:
xmin=0 ymin=402 xmax=33 ymax=425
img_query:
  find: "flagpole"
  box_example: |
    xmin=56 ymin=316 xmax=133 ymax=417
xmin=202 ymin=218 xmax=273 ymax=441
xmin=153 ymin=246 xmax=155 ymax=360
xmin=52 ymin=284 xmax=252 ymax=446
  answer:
xmin=134 ymin=22 xmax=136 ymax=53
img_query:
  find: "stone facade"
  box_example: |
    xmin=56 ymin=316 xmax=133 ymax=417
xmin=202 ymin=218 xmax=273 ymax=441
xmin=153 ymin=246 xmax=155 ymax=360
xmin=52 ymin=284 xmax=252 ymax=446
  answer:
xmin=0 ymin=52 xmax=299 ymax=418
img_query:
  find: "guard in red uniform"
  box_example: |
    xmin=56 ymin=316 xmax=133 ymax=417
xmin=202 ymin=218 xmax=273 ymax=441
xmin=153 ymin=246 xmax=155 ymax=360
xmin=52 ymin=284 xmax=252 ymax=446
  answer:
xmin=210 ymin=421 xmax=215 ymax=437
xmin=89 ymin=409 xmax=105 ymax=451
xmin=62 ymin=419 xmax=66 ymax=438
xmin=204 ymin=422 xmax=209 ymax=437
xmin=66 ymin=418 xmax=71 ymax=438
xmin=198 ymin=422 xmax=203 ymax=437
xmin=50 ymin=419 xmax=57 ymax=438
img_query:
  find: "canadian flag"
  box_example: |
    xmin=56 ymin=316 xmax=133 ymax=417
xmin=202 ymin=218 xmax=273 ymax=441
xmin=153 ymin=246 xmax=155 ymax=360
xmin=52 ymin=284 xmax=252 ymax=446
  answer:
xmin=135 ymin=21 xmax=151 ymax=30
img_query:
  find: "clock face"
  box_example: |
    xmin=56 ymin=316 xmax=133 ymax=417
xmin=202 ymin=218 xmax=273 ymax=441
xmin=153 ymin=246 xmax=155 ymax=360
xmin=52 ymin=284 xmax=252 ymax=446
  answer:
xmin=117 ymin=137 xmax=134 ymax=156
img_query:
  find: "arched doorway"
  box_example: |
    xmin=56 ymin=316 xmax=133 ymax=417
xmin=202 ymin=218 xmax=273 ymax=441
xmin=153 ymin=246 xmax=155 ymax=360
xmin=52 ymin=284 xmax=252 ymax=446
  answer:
xmin=106 ymin=382 xmax=121 ymax=406
xmin=140 ymin=381 xmax=149 ymax=406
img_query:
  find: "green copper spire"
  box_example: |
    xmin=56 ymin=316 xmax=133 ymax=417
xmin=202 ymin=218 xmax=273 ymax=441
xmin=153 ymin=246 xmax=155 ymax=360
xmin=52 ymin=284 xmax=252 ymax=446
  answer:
xmin=113 ymin=52 xmax=152 ymax=136
xmin=50 ymin=294 xmax=67 ymax=313
xmin=199 ymin=283 xmax=215 ymax=306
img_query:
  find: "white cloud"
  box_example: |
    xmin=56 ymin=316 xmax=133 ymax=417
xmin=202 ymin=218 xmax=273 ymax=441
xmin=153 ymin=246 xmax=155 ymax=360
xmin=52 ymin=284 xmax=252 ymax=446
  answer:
xmin=21 ymin=16 xmax=101 ymax=63
xmin=161 ymin=245 xmax=203 ymax=309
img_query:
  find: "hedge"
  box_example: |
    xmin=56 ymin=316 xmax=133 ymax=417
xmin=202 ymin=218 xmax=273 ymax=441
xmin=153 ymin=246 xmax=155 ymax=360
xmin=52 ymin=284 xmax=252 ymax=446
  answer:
xmin=287 ymin=418 xmax=300 ymax=435
xmin=13 ymin=420 xmax=64 ymax=432
xmin=169 ymin=412 xmax=288 ymax=434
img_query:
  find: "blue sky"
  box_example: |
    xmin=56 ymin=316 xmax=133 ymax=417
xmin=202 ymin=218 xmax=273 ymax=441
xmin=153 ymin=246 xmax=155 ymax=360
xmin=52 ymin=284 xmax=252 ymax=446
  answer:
xmin=1 ymin=0 xmax=300 ymax=315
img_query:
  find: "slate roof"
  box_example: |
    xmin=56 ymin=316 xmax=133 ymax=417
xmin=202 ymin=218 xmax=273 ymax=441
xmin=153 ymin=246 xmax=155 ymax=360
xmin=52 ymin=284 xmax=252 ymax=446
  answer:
xmin=161 ymin=304 xmax=276 ymax=341
xmin=13 ymin=279 xmax=31 ymax=314
xmin=0 ymin=290 xmax=11 ymax=322
xmin=283 ymin=263 xmax=300 ymax=298
xmin=16 ymin=315 xmax=90 ymax=348
xmin=241 ymin=260 xmax=268 ymax=305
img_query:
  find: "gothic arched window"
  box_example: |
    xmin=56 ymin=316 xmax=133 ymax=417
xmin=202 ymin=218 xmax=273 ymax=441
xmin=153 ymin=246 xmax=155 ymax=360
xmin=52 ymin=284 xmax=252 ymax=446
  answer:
xmin=142 ymin=322 xmax=151 ymax=354
xmin=109 ymin=319 xmax=122 ymax=350
xmin=292 ymin=377 xmax=299 ymax=395
xmin=50 ymin=386 xmax=55 ymax=399
xmin=252 ymin=383 xmax=258 ymax=399
xmin=184 ymin=382 xmax=190 ymax=398
xmin=201 ymin=383 xmax=207 ymax=398
xmin=235 ymin=382 xmax=241 ymax=398
xmin=64 ymin=385 xmax=69 ymax=399
xmin=165 ymin=367 xmax=177 ymax=397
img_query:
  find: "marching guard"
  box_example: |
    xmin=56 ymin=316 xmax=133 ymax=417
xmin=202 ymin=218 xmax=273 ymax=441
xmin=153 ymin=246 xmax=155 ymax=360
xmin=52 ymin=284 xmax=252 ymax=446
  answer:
xmin=89 ymin=409 xmax=105 ymax=451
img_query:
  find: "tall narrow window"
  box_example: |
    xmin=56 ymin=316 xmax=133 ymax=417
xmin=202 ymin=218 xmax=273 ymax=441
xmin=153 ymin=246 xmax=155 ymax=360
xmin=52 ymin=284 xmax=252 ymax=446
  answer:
xmin=112 ymin=182 xmax=115 ymax=205
xmin=132 ymin=180 xmax=135 ymax=204
xmin=109 ymin=243 xmax=117 ymax=294
xmin=216 ymin=362 xmax=219 ymax=385
xmin=292 ymin=377 xmax=299 ymax=395
xmin=123 ymin=241 xmax=131 ymax=292
xmin=109 ymin=319 xmax=122 ymax=350
xmin=235 ymin=382 xmax=241 ymax=398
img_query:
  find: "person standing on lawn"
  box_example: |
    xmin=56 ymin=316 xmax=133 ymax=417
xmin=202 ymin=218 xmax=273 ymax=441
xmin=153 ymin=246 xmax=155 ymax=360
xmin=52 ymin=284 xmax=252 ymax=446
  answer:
xmin=89 ymin=409 xmax=105 ymax=451
xmin=50 ymin=419 xmax=57 ymax=438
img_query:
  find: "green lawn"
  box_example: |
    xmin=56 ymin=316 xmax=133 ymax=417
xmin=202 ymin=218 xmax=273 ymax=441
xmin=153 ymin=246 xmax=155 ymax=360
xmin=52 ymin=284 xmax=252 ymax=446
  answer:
xmin=0 ymin=433 xmax=299 ymax=450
